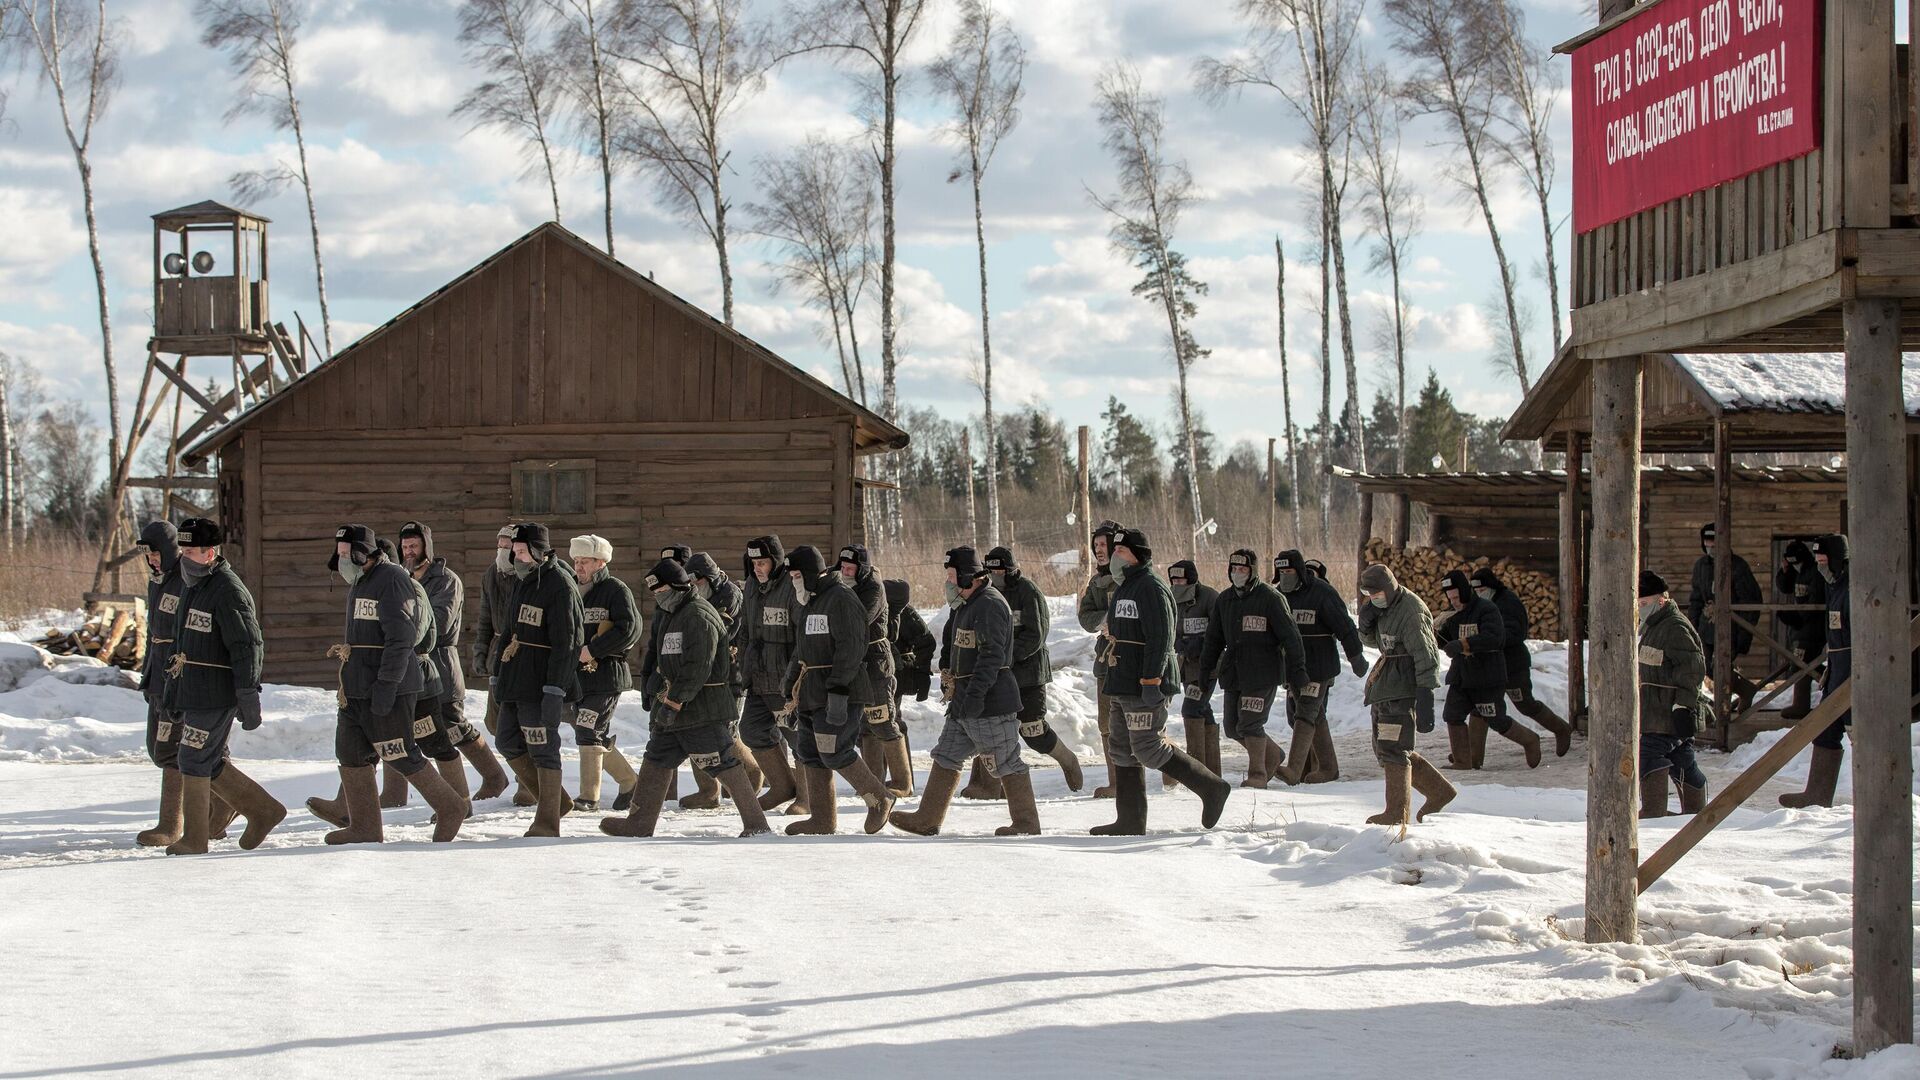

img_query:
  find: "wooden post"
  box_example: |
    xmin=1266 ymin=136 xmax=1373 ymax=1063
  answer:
xmin=1562 ymin=433 xmax=1586 ymax=725
xmin=1844 ymin=297 xmax=1913 ymax=1054
xmin=1712 ymin=421 xmax=1734 ymax=745
xmin=1077 ymin=425 xmax=1093 ymax=576
xmin=1393 ymin=493 xmax=1411 ymax=550
xmin=1586 ymin=354 xmax=1642 ymax=945
xmin=1356 ymin=490 xmax=1374 ymax=584
xmin=1457 ymin=432 xmax=1469 ymax=471
xmin=961 ymin=428 xmax=978 ymax=549
xmin=1267 ymin=437 xmax=1278 ymax=556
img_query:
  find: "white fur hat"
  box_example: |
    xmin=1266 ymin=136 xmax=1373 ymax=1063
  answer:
xmin=570 ymin=534 xmax=614 ymax=562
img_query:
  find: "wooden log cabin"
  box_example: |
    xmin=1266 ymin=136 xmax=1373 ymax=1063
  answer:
xmin=183 ymin=222 xmax=908 ymax=688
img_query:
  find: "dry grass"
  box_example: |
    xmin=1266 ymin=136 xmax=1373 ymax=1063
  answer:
xmin=0 ymin=537 xmax=97 ymax=627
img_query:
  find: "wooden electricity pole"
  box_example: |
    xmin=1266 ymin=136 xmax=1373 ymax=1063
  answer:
xmin=1267 ymin=437 xmax=1277 ymax=555
xmin=1077 ymin=425 xmax=1093 ymax=574
xmin=961 ymin=427 xmax=978 ymax=548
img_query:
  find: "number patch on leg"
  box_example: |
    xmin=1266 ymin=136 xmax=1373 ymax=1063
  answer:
xmin=813 ymin=732 xmax=839 ymax=755
xmin=1125 ymin=711 xmax=1157 ymax=731
xmin=575 ymin=707 xmax=599 ymax=726
xmin=1376 ymin=722 xmax=1405 ymax=743
xmin=180 ymin=725 xmax=210 ymax=750
xmin=1019 ymin=721 xmax=1044 ymax=738
xmin=1299 ymin=683 xmax=1321 ymax=699
xmin=1475 ymin=703 xmax=1498 ymax=718
xmin=691 ymin=752 xmax=724 ymax=770
xmin=374 ymin=738 xmax=408 ymax=761
xmin=448 ymin=722 xmax=478 ymax=744
xmin=523 ymin=726 xmax=549 ymax=746
xmin=155 ymin=720 xmax=174 ymax=742
xmin=1240 ymin=696 xmax=1267 ymax=713
xmin=412 ymin=716 xmax=436 ymax=739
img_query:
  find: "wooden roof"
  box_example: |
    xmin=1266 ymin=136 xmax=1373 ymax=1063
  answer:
xmin=154 ymin=200 xmax=269 ymax=227
xmin=1338 ymin=464 xmax=1848 ymax=506
xmin=1501 ymin=349 xmax=1920 ymax=453
xmin=185 ymin=222 xmax=909 ymax=462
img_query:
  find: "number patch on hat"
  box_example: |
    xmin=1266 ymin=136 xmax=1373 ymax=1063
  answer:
xmin=1638 ymin=645 xmax=1665 ymax=666
xmin=518 ymin=604 xmax=544 ymax=627
xmin=353 ymin=597 xmax=381 ymax=621
xmin=954 ymin=628 xmax=977 ymax=649
xmin=159 ymin=593 xmax=180 ymax=615
xmin=762 ymin=606 xmax=789 ymax=626
xmin=583 ymin=607 xmax=608 ymax=624
xmin=805 ymin=614 xmax=830 ymax=635
xmin=662 ymin=632 xmax=683 ymax=655
xmin=1182 ymin=618 xmax=1207 ymax=635
xmin=185 ymin=609 xmax=214 ymax=633
xmin=1242 ymin=615 xmax=1268 ymax=632
xmin=1113 ymin=599 xmax=1138 ymax=620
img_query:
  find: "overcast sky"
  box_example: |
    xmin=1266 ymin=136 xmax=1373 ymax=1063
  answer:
xmin=0 ymin=0 xmax=1594 ymax=463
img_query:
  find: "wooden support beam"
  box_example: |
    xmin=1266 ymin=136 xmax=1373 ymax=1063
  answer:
xmin=1843 ymin=295 xmax=1914 ymax=1054
xmin=126 ymin=476 xmax=218 ymax=490
xmin=1586 ymin=354 xmax=1642 ymax=945
xmin=1356 ymin=491 xmax=1375 ymax=585
xmin=1393 ymin=493 xmax=1411 ymax=549
xmin=1562 ymin=434 xmax=1586 ymax=725
xmin=1711 ymin=422 xmax=1734 ymax=745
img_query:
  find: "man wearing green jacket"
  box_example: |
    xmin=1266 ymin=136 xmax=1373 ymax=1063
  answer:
xmin=1076 ymin=519 xmax=1125 ymax=798
xmin=1636 ymin=570 xmax=1710 ymax=818
xmin=601 ymin=558 xmax=769 ymax=838
xmin=1090 ymin=528 xmax=1232 ymax=836
xmin=1356 ymin=563 xmax=1455 ymax=826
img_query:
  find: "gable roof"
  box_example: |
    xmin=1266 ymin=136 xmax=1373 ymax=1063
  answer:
xmin=154 ymin=200 xmax=269 ymax=225
xmin=185 ymin=222 xmax=908 ymax=461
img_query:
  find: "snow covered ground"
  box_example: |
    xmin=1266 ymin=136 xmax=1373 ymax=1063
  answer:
xmin=0 ymin=600 xmax=1915 ymax=1079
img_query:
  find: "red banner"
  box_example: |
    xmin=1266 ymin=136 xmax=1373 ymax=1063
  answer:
xmin=1572 ymin=0 xmax=1820 ymax=235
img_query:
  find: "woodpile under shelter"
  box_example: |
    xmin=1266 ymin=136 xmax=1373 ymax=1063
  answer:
xmin=1496 ymin=349 xmax=1920 ymax=743
xmin=184 ymin=222 xmax=908 ymax=688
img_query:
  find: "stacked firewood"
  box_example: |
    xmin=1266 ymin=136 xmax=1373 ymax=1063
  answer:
xmin=38 ymin=605 xmax=145 ymax=671
xmin=1362 ymin=538 xmax=1563 ymax=641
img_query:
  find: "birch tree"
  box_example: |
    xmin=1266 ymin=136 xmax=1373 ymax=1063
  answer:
xmin=455 ymin=0 xmax=567 ymax=224
xmin=748 ymin=136 xmax=876 ymax=404
xmin=3 ymin=0 xmax=124 ymax=492
xmin=199 ymin=0 xmax=334 ymax=355
xmin=1352 ymin=58 xmax=1422 ymax=472
xmin=1486 ymin=0 xmax=1562 ymax=353
xmin=1198 ymin=0 xmax=1367 ymax=476
xmin=1384 ymin=0 xmax=1531 ymax=391
xmin=929 ymin=0 xmax=1022 ymax=548
xmin=1089 ymin=62 xmax=1208 ymax=542
xmin=612 ymin=0 xmax=771 ymax=326
xmin=545 ymin=0 xmax=626 ymax=254
xmin=1275 ymin=236 xmax=1303 ymax=542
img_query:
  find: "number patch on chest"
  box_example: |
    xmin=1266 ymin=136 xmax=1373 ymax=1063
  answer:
xmin=661 ymin=631 xmax=683 ymax=655
xmin=954 ymin=628 xmax=977 ymax=649
xmin=1113 ymin=599 xmax=1139 ymax=620
xmin=1638 ymin=644 xmax=1665 ymax=666
xmin=1182 ymin=618 xmax=1207 ymax=635
xmin=1794 ymin=585 xmax=1809 ymax=598
xmin=518 ymin=604 xmax=544 ymax=627
xmin=1012 ymin=612 xmax=1024 ymax=627
xmin=158 ymin=593 xmax=180 ymax=615
xmin=1380 ymin=633 xmax=1399 ymax=651
xmin=763 ymin=606 xmax=790 ymax=627
xmin=353 ymin=597 xmax=381 ymax=621
xmin=1294 ymin=610 xmax=1316 ymax=625
xmin=583 ymin=607 xmax=608 ymax=624
xmin=185 ymin=609 xmax=213 ymax=634
xmin=1458 ymin=623 xmax=1477 ymax=639
xmin=805 ymin=614 xmax=829 ymax=635
xmin=1241 ymin=615 xmax=1267 ymax=632
xmin=1829 ymin=611 xmax=1844 ymax=630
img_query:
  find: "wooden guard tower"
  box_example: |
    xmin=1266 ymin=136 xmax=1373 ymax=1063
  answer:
xmin=88 ymin=200 xmax=323 ymax=604
xmin=1562 ymin=1 xmax=1914 ymax=1054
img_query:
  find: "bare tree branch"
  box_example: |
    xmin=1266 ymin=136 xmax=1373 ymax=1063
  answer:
xmin=455 ymin=0 xmax=568 ymax=225
xmin=1352 ymin=55 xmax=1423 ymax=474
xmin=545 ymin=0 xmax=629 ymax=254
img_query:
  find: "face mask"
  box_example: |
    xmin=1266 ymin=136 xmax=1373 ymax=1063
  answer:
xmin=495 ymin=548 xmax=512 ymax=574
xmin=1369 ymin=593 xmax=1391 ymax=609
xmin=792 ymin=577 xmax=811 ymax=607
xmin=1637 ymin=599 xmax=1658 ymax=626
xmin=338 ymin=559 xmax=363 ymax=586
xmin=694 ymin=579 xmax=713 ymax=601
xmin=656 ymin=587 xmax=686 ymax=612
xmin=1474 ymin=587 xmax=1493 ymax=602
xmin=1277 ymin=570 xmax=1299 ymax=592
xmin=181 ymin=553 xmax=213 ymax=582
xmin=1229 ymin=569 xmax=1250 ymax=590
xmin=1819 ymin=561 xmax=1836 ymax=583
xmin=944 ymin=582 xmax=963 ymax=608
xmin=990 ymin=571 xmax=1008 ymax=591
xmin=1171 ymin=583 xmax=1195 ymax=605
xmin=511 ymin=557 xmax=536 ymax=580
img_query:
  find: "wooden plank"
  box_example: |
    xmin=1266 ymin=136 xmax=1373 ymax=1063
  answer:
xmin=1838 ymin=1 xmax=1894 ymax=228
xmin=1570 ymin=231 xmax=1839 ymax=352
xmin=1586 ymin=353 xmax=1642 ymax=945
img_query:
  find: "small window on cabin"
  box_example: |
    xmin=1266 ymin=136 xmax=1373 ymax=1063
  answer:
xmin=512 ymin=459 xmax=595 ymax=520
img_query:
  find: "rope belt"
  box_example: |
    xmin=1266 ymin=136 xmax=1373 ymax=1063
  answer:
xmin=164 ymin=653 xmax=230 ymax=677
xmin=499 ymin=634 xmax=550 ymax=664
xmin=150 ymin=637 xmax=175 ymax=645
xmin=326 ymin=642 xmax=385 ymax=706
xmin=582 ymin=621 xmax=614 ymax=673
xmin=781 ymin=662 xmax=829 ymax=719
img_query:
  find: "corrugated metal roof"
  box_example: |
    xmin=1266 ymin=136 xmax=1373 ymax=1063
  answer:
xmin=1671 ymin=353 xmax=1920 ymax=417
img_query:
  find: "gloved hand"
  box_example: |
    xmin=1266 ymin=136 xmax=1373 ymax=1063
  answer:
xmin=235 ymin=686 xmax=264 ymax=730
xmin=371 ymin=678 xmax=399 ymax=717
xmin=1350 ymin=654 xmax=1369 ymax=677
xmin=827 ymin=690 xmax=854 ymax=729
xmin=642 ymin=691 xmax=659 ymax=713
xmin=1139 ymin=680 xmax=1165 ymax=708
xmin=915 ymin=683 xmax=929 ymax=702
xmin=1442 ymin=638 xmax=1464 ymax=658
xmin=470 ymin=645 xmax=490 ymax=677
xmin=1672 ymin=705 xmax=1697 ymax=738
xmin=1415 ymin=688 xmax=1436 ymax=733
xmin=488 ymin=675 xmax=499 ymax=692
xmin=541 ymin=686 xmax=569 ymax=729
xmin=1356 ymin=601 xmax=1380 ymax=632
